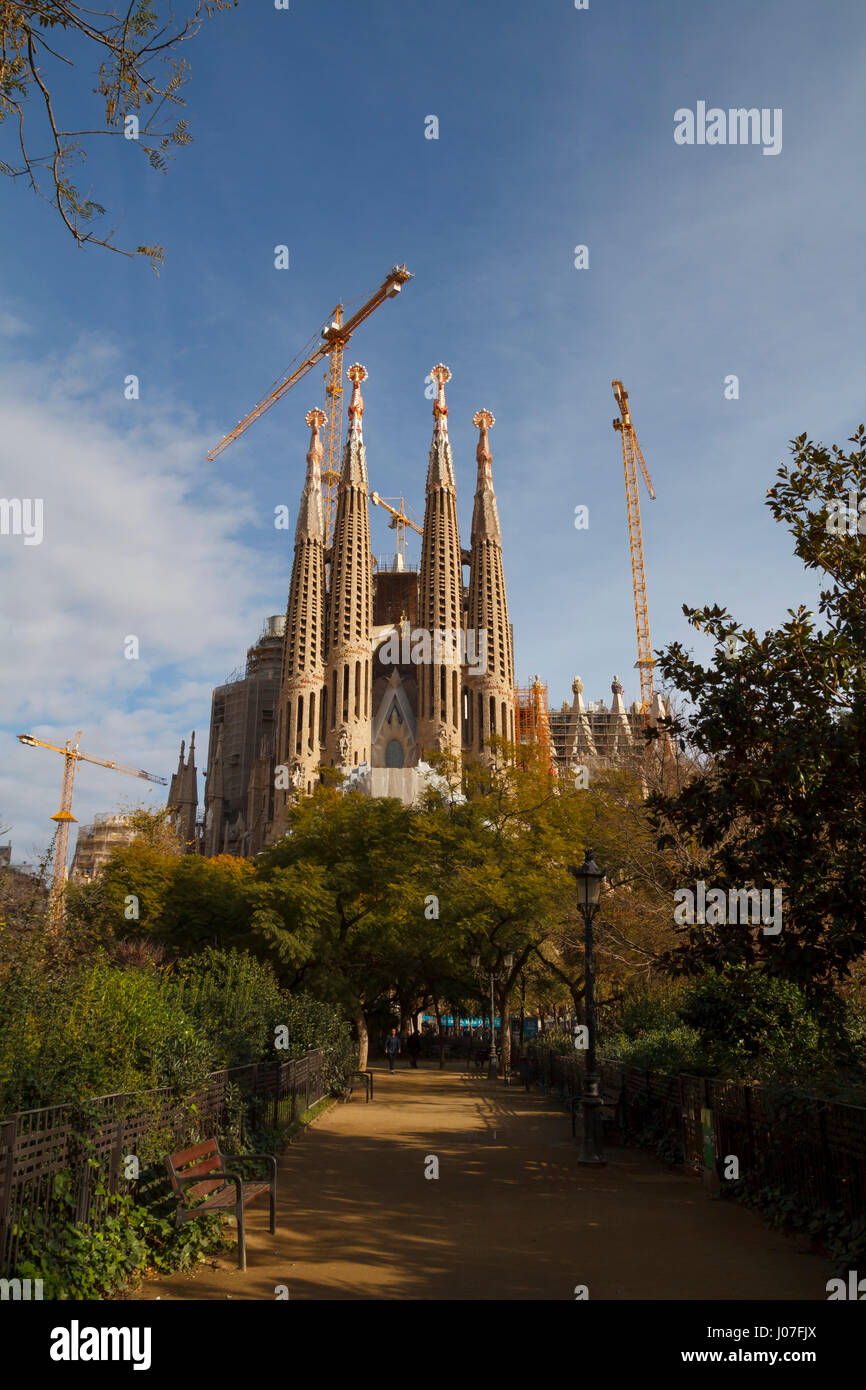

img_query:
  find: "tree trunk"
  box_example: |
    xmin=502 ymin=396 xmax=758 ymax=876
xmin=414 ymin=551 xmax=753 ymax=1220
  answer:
xmin=354 ymin=1006 xmax=369 ymax=1071
xmin=498 ymin=987 xmax=512 ymax=1077
xmin=433 ymin=997 xmax=445 ymax=1067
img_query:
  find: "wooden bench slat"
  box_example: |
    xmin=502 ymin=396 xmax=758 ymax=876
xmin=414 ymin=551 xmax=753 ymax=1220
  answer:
xmin=185 ymin=1178 xmax=228 ymax=1199
xmin=194 ymin=1182 xmax=270 ymax=1212
xmin=172 ymin=1139 xmax=220 ymax=1166
xmin=177 ymin=1155 xmax=225 ymax=1181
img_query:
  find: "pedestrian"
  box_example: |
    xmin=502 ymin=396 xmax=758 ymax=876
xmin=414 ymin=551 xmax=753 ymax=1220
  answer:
xmin=407 ymin=1031 xmax=421 ymax=1069
xmin=384 ymin=1027 xmax=401 ymax=1072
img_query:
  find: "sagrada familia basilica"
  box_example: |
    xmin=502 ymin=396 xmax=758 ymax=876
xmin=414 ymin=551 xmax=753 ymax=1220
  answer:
xmin=164 ymin=363 xmax=669 ymax=858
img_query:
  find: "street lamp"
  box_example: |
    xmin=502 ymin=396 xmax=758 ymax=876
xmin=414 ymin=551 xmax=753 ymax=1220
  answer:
xmin=471 ymin=951 xmax=514 ymax=1080
xmin=571 ymin=847 xmax=606 ymax=1165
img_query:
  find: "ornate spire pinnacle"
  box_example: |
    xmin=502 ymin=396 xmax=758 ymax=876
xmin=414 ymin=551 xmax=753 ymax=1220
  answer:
xmin=305 ymin=407 xmax=326 ymax=461
xmin=295 ymin=408 xmax=326 ymax=544
xmin=470 ymin=408 xmax=501 ymax=544
xmin=431 ymin=364 xmax=451 ymax=437
xmin=473 ymin=408 xmax=494 ymax=477
xmin=426 ymin=364 xmax=456 ymax=492
xmin=347 ymin=363 xmax=368 ymax=437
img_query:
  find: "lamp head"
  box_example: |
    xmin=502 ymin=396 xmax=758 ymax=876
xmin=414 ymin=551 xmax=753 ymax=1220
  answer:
xmin=571 ymin=847 xmax=604 ymax=907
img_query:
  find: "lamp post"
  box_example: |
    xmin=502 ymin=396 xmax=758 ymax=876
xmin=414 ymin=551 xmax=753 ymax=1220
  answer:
xmin=470 ymin=951 xmax=514 ymax=1080
xmin=570 ymin=848 xmax=606 ymax=1166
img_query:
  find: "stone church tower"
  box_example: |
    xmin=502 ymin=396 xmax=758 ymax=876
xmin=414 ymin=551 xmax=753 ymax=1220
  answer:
xmin=202 ymin=359 xmax=517 ymax=853
xmin=417 ymin=364 xmax=464 ymax=760
xmin=323 ymin=364 xmax=373 ymax=770
xmin=273 ymin=407 xmax=328 ymax=837
xmin=464 ymin=409 xmax=515 ymax=762
xmin=167 ymin=732 xmax=198 ymax=851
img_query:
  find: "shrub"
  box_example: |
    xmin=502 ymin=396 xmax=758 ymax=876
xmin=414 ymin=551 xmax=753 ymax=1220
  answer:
xmin=678 ymin=968 xmax=839 ymax=1083
xmin=0 ymin=958 xmax=213 ymax=1112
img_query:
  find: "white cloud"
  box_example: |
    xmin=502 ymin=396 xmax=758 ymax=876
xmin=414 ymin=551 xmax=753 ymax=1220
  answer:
xmin=0 ymin=336 xmax=282 ymax=861
xmin=0 ymin=311 xmax=30 ymax=338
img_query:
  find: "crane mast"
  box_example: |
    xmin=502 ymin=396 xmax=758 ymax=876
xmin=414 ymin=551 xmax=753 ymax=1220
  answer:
xmin=207 ymin=264 xmax=413 ymax=548
xmin=612 ymin=380 xmax=657 ymax=717
xmin=370 ymin=492 xmax=423 ymax=566
xmin=17 ymin=732 xmax=167 ymax=930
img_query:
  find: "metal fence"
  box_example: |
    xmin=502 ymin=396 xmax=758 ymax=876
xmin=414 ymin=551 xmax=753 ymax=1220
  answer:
xmin=535 ymin=1048 xmax=866 ymax=1221
xmin=0 ymin=1050 xmax=324 ymax=1277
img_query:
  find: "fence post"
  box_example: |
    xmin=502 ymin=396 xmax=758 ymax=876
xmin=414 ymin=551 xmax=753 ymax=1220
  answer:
xmin=0 ymin=1118 xmax=17 ymax=1276
xmin=108 ymin=1113 xmax=124 ymax=1194
xmin=743 ymin=1084 xmax=755 ymax=1171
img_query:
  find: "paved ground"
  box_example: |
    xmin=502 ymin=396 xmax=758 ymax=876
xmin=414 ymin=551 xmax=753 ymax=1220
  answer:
xmin=140 ymin=1063 xmax=830 ymax=1301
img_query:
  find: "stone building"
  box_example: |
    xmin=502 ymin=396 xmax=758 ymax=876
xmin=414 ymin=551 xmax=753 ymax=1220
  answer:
xmin=70 ymin=813 xmax=138 ymax=880
xmin=198 ymin=618 xmax=285 ymax=858
xmin=199 ymin=361 xmax=515 ymax=857
xmin=548 ymin=676 xmax=673 ymax=778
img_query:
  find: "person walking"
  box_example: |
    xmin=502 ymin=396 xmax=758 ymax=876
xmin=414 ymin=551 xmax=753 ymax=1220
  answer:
xmin=407 ymin=1031 xmax=421 ymax=1069
xmin=384 ymin=1027 xmax=401 ymax=1072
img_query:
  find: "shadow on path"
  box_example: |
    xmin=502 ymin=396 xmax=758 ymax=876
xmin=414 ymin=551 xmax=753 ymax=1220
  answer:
xmin=139 ymin=1063 xmax=830 ymax=1301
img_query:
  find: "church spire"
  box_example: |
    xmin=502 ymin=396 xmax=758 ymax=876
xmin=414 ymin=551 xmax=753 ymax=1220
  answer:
xmin=295 ymin=407 xmax=325 ymax=543
xmin=465 ymin=409 xmax=514 ymax=761
xmin=323 ymin=363 xmax=373 ymax=769
xmin=274 ymin=407 xmax=329 ymax=834
xmin=418 ymin=364 xmax=463 ymax=759
xmin=426 ymin=363 xmax=457 ymax=490
xmin=167 ymin=732 xmax=198 ymax=852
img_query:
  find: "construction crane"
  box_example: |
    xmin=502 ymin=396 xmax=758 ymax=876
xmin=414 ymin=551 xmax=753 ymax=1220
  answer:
xmin=612 ymin=380 xmax=657 ymax=717
xmin=206 ymin=264 xmax=414 ymax=548
xmin=370 ymin=493 xmax=422 ymax=567
xmin=16 ymin=731 xmax=167 ymax=930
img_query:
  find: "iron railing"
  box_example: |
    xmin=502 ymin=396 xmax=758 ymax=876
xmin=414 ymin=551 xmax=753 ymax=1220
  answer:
xmin=534 ymin=1047 xmax=866 ymax=1221
xmin=0 ymin=1051 xmax=324 ymax=1277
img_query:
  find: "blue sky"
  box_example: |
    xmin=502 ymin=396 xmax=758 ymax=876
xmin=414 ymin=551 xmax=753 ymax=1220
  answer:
xmin=1 ymin=0 xmax=864 ymax=861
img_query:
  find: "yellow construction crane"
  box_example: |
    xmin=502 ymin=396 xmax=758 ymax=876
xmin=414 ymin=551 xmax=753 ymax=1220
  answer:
xmin=206 ymin=264 xmax=414 ymax=548
xmin=16 ymin=732 xmax=167 ymax=929
xmin=370 ymin=493 xmax=422 ymax=566
xmin=612 ymin=380 xmax=657 ymax=717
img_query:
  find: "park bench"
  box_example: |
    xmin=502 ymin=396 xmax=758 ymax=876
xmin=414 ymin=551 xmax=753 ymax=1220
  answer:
xmin=344 ymin=1068 xmax=374 ymax=1102
xmin=164 ymin=1138 xmax=277 ymax=1272
xmin=469 ymin=1048 xmax=491 ymax=1073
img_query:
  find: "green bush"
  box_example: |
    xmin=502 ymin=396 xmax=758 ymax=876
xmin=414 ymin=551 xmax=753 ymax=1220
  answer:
xmin=171 ymin=947 xmax=288 ymax=1067
xmin=603 ymin=1024 xmax=708 ymax=1075
xmin=0 ymin=958 xmax=214 ymax=1112
xmin=280 ymin=991 xmax=357 ymax=1094
xmin=678 ymin=968 xmax=839 ymax=1083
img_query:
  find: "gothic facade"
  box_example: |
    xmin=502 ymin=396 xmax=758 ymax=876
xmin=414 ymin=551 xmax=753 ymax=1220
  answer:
xmin=197 ymin=361 xmax=516 ymax=857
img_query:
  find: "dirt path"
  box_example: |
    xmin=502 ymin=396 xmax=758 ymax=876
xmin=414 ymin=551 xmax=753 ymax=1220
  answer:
xmin=140 ymin=1063 xmax=830 ymax=1301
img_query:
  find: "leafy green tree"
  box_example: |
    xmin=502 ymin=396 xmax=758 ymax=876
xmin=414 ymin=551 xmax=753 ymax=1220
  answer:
xmin=650 ymin=427 xmax=866 ymax=997
xmin=250 ymin=789 xmax=416 ymax=1068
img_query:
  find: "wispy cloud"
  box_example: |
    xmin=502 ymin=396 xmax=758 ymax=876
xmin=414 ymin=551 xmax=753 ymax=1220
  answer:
xmin=0 ymin=334 xmax=277 ymax=859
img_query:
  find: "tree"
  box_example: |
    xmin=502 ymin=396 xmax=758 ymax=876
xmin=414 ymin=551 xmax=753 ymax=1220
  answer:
xmin=650 ymin=427 xmax=866 ymax=995
xmin=250 ymin=789 xmax=418 ymax=1070
xmin=1 ymin=0 xmax=233 ymax=267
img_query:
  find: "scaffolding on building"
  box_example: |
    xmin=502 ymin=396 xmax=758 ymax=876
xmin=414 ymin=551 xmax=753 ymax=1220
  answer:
xmin=514 ymin=676 xmax=553 ymax=771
